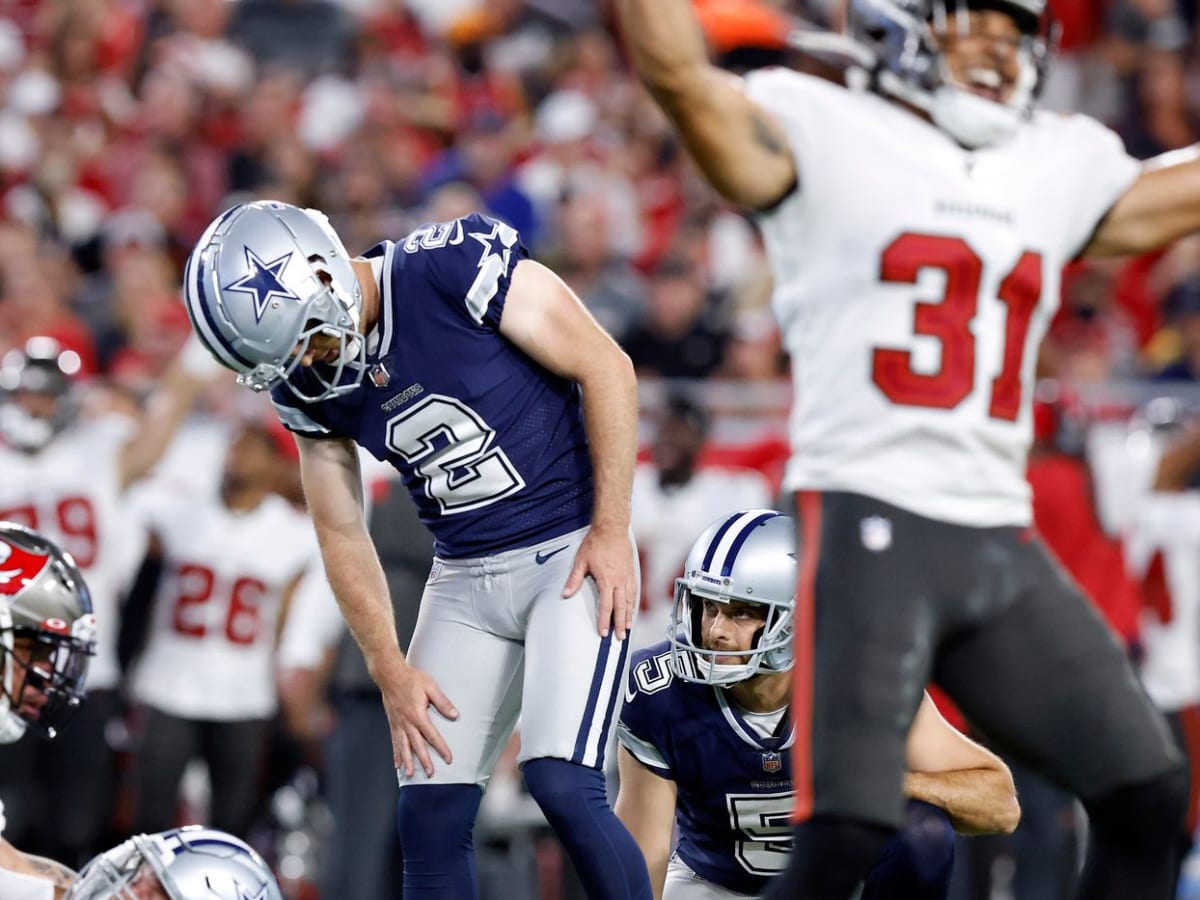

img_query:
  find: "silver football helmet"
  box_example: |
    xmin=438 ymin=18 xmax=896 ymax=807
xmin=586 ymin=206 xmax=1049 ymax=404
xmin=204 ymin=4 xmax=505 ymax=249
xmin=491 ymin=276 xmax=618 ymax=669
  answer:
xmin=0 ymin=336 xmax=82 ymax=452
xmin=66 ymin=826 xmax=283 ymax=900
xmin=843 ymin=0 xmax=1054 ymax=148
xmin=0 ymin=522 xmax=95 ymax=743
xmin=183 ymin=201 xmax=365 ymax=403
xmin=668 ymin=510 xmax=795 ymax=686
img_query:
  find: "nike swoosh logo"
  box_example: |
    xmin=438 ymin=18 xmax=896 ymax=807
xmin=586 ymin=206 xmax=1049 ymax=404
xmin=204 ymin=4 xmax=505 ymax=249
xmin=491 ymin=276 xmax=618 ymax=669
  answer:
xmin=535 ymin=545 xmax=569 ymax=565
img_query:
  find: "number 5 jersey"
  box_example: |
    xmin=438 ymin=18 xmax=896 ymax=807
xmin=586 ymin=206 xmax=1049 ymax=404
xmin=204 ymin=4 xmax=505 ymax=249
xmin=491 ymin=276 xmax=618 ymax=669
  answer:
xmin=619 ymin=641 xmax=795 ymax=895
xmin=745 ymin=68 xmax=1139 ymax=527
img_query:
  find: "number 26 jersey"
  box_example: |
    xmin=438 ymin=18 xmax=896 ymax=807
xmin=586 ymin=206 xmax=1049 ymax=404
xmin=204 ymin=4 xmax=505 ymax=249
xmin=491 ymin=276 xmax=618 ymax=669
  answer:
xmin=745 ymin=69 xmax=1140 ymax=527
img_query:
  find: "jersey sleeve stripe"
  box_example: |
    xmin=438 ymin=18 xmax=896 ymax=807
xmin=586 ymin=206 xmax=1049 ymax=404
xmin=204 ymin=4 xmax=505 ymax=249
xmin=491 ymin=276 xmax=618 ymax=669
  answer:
xmin=272 ymin=401 xmax=332 ymax=436
xmin=376 ymin=241 xmax=397 ymax=357
xmin=617 ymin=723 xmax=671 ymax=772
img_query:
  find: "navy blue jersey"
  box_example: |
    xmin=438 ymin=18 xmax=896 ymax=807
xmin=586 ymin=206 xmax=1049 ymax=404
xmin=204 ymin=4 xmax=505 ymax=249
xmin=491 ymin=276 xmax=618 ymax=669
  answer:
xmin=272 ymin=213 xmax=593 ymax=558
xmin=618 ymin=641 xmax=794 ymax=895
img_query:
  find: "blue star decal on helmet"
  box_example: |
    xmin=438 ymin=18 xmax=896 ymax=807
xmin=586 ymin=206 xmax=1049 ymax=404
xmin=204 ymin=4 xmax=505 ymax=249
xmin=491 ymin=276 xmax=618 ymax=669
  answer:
xmin=223 ymin=248 xmax=299 ymax=324
xmin=468 ymin=222 xmax=512 ymax=272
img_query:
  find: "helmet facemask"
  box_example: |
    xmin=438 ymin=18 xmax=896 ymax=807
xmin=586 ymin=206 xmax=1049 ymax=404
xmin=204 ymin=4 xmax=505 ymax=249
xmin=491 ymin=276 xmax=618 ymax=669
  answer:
xmin=666 ymin=510 xmax=797 ymax=687
xmin=66 ymin=827 xmax=283 ymax=900
xmin=185 ymin=202 xmax=368 ymax=404
xmin=0 ymin=619 xmax=95 ymax=741
xmin=0 ymin=522 xmax=96 ymax=742
xmin=846 ymin=0 xmax=1055 ymax=148
xmin=668 ymin=582 xmax=794 ymax=687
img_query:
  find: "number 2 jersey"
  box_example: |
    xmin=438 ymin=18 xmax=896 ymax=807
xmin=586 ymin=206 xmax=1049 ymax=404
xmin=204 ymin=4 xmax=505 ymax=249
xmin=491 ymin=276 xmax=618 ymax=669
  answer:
xmin=744 ymin=69 xmax=1140 ymax=527
xmin=271 ymin=213 xmax=593 ymax=559
xmin=619 ymin=641 xmax=794 ymax=895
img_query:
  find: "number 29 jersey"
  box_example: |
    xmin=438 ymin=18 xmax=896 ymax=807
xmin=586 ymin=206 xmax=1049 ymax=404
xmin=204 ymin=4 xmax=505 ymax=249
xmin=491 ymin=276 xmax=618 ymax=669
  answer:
xmin=744 ymin=70 xmax=1140 ymax=527
xmin=272 ymin=213 xmax=593 ymax=559
xmin=618 ymin=642 xmax=795 ymax=895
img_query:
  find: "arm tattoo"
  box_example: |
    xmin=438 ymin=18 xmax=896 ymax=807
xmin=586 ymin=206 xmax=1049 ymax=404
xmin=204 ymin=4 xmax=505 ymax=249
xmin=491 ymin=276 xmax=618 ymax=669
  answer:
xmin=26 ymin=854 xmax=76 ymax=888
xmin=751 ymin=110 xmax=788 ymax=157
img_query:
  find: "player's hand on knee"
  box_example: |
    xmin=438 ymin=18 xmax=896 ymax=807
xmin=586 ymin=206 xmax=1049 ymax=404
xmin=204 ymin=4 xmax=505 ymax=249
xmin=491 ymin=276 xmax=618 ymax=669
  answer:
xmin=562 ymin=526 xmax=637 ymax=642
xmin=384 ymin=666 xmax=459 ymax=778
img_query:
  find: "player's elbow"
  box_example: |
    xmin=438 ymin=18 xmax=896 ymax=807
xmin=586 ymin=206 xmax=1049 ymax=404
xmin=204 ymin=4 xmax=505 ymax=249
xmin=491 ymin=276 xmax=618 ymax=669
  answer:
xmin=979 ymin=770 xmax=1022 ymax=835
xmin=990 ymin=788 xmax=1022 ymax=835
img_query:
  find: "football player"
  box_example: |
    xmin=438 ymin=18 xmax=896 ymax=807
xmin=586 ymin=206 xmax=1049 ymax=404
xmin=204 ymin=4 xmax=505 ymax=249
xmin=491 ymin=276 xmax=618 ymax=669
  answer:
xmin=617 ymin=0 xmax=1200 ymax=895
xmin=0 ymin=522 xmax=96 ymax=899
xmin=126 ymin=420 xmax=319 ymax=836
xmin=183 ymin=202 xmax=649 ymax=897
xmin=616 ymin=511 xmax=1019 ymax=899
xmin=64 ymin=826 xmax=282 ymax=900
xmin=631 ymin=394 xmax=771 ymax=652
xmin=0 ymin=335 xmax=223 ymax=864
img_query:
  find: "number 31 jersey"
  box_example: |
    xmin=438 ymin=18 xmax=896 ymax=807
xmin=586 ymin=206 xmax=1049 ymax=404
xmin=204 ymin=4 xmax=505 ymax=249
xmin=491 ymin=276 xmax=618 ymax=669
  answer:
xmin=745 ymin=69 xmax=1140 ymax=527
xmin=272 ymin=213 xmax=593 ymax=559
xmin=619 ymin=641 xmax=795 ymax=895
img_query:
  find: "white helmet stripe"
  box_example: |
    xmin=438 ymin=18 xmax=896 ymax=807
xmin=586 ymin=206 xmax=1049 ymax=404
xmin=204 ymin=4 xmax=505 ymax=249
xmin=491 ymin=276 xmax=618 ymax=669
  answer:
xmin=704 ymin=510 xmax=780 ymax=577
xmin=183 ymin=209 xmax=252 ymax=371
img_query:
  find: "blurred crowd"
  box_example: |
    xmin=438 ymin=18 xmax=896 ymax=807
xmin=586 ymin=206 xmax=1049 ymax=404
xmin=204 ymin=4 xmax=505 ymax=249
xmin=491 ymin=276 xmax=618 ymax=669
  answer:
xmin=0 ymin=0 xmax=1199 ymax=388
xmin=1 ymin=0 xmax=1200 ymax=897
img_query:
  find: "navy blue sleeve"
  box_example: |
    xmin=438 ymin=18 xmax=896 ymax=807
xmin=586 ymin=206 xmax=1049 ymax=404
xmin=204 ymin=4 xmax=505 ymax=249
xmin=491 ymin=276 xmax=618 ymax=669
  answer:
xmin=617 ymin=644 xmax=677 ymax=779
xmin=397 ymin=213 xmax=529 ymax=331
xmin=269 ymin=386 xmax=338 ymax=439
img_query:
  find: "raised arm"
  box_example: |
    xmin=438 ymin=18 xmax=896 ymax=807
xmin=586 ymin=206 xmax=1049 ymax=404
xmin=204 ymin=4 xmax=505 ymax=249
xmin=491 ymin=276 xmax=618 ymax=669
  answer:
xmin=116 ymin=336 xmax=228 ymax=491
xmin=904 ymin=692 xmax=1021 ymax=835
xmin=614 ymin=746 xmax=678 ymax=899
xmin=500 ymin=259 xmax=639 ymax=639
xmin=1085 ymin=146 xmax=1200 ymax=257
xmin=615 ymin=0 xmax=797 ymax=210
xmin=297 ymin=434 xmax=457 ymax=776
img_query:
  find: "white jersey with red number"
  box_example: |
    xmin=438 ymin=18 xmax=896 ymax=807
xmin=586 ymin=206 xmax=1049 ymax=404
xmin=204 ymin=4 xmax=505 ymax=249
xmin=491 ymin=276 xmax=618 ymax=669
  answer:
xmin=631 ymin=466 xmax=772 ymax=651
xmin=129 ymin=484 xmax=319 ymax=720
xmin=1126 ymin=492 xmax=1200 ymax=711
xmin=744 ymin=70 xmax=1140 ymax=527
xmin=0 ymin=416 xmax=139 ymax=691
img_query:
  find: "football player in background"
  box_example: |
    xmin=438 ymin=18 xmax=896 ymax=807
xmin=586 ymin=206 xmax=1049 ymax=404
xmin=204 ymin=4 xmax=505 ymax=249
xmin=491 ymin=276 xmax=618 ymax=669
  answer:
xmin=616 ymin=511 xmax=1019 ymax=900
xmin=64 ymin=826 xmax=283 ymax=900
xmin=0 ymin=336 xmax=224 ymax=865
xmin=125 ymin=419 xmax=319 ymax=835
xmin=631 ymin=394 xmax=771 ymax=652
xmin=183 ymin=202 xmax=649 ymax=898
xmin=1124 ymin=409 xmax=1200 ymax=878
xmin=0 ymin=522 xmax=96 ymax=899
xmin=617 ymin=0 xmax=1200 ymax=896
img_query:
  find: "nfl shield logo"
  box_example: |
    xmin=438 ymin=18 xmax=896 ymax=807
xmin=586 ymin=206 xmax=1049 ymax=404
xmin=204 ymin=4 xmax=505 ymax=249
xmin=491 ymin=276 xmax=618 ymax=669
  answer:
xmin=368 ymin=363 xmax=391 ymax=388
xmin=860 ymin=516 xmax=892 ymax=552
xmin=761 ymin=751 xmax=782 ymax=774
